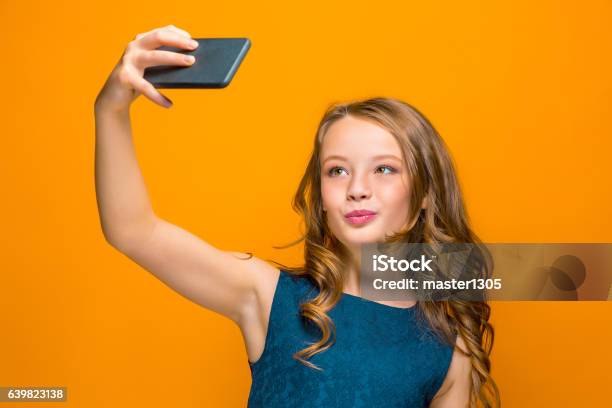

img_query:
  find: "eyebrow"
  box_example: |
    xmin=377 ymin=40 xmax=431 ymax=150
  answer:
xmin=321 ymin=154 xmax=403 ymax=164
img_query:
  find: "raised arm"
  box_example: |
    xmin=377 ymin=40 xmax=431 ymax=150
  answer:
xmin=93 ymin=25 xmax=278 ymax=329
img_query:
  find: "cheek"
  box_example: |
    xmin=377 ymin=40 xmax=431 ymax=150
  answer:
xmin=377 ymin=181 xmax=411 ymax=212
xmin=321 ymin=181 xmax=344 ymax=208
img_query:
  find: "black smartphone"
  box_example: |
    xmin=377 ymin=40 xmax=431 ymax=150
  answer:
xmin=143 ymin=38 xmax=251 ymax=89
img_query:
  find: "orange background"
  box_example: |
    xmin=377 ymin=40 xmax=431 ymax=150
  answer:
xmin=1 ymin=0 xmax=611 ymax=406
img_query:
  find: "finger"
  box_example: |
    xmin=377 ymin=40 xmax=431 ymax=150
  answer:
xmin=165 ymin=24 xmax=192 ymax=39
xmin=130 ymin=72 xmax=173 ymax=108
xmin=134 ymin=49 xmax=196 ymax=69
xmin=138 ymin=29 xmax=198 ymax=51
xmin=134 ymin=26 xmax=160 ymax=41
xmin=134 ymin=24 xmax=189 ymax=40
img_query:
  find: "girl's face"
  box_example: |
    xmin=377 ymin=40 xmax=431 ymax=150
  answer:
xmin=320 ymin=115 xmax=413 ymax=252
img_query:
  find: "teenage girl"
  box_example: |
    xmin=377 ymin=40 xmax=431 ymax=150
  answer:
xmin=94 ymin=24 xmax=500 ymax=408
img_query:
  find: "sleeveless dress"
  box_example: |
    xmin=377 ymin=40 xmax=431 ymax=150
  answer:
xmin=247 ymin=269 xmax=456 ymax=407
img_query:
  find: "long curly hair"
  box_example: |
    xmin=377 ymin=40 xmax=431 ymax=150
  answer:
xmin=262 ymin=97 xmax=500 ymax=407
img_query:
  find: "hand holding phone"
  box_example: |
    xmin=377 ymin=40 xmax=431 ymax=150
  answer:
xmin=95 ymin=25 xmax=250 ymax=112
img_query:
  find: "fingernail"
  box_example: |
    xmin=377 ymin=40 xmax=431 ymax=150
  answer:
xmin=162 ymin=95 xmax=173 ymax=108
xmin=190 ymin=40 xmax=198 ymax=48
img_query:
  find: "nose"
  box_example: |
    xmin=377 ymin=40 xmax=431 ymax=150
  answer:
xmin=347 ymin=172 xmax=372 ymax=201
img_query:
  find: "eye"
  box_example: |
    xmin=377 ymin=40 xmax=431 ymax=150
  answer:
xmin=327 ymin=166 xmax=347 ymax=177
xmin=327 ymin=165 xmax=398 ymax=177
xmin=376 ymin=165 xmax=397 ymax=175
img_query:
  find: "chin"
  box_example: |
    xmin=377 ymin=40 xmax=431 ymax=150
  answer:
xmin=343 ymin=234 xmax=381 ymax=246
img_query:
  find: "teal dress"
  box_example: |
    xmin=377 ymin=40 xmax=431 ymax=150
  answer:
xmin=248 ymin=269 xmax=455 ymax=407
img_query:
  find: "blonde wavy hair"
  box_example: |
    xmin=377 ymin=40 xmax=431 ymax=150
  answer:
xmin=259 ymin=97 xmax=500 ymax=407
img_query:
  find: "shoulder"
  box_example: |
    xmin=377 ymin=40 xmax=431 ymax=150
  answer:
xmin=225 ymin=251 xmax=281 ymax=291
xmin=231 ymin=257 xmax=281 ymax=362
xmin=224 ymin=252 xmax=281 ymax=328
xmin=250 ymin=261 xmax=283 ymax=316
xmin=429 ymin=334 xmax=472 ymax=407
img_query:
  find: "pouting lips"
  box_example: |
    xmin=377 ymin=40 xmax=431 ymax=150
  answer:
xmin=345 ymin=213 xmax=377 ymax=225
xmin=345 ymin=209 xmax=377 ymax=218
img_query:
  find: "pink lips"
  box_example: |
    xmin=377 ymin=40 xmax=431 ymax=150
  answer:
xmin=345 ymin=209 xmax=378 ymax=225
